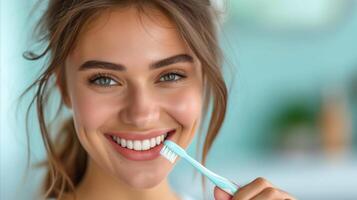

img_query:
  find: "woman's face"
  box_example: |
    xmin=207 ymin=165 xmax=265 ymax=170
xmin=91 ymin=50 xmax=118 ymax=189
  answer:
xmin=62 ymin=7 xmax=203 ymax=189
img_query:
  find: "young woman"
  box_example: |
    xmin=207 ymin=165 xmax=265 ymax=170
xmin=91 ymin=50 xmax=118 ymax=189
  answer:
xmin=24 ymin=1 xmax=296 ymax=199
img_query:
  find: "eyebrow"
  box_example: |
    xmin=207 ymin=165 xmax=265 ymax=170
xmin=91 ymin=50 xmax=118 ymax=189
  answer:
xmin=78 ymin=54 xmax=194 ymax=71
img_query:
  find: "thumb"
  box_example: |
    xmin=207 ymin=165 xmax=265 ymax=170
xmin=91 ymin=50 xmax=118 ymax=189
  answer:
xmin=214 ymin=186 xmax=233 ymax=200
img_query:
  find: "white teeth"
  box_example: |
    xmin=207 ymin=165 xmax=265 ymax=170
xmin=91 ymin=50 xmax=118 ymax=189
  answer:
xmin=156 ymin=136 xmax=161 ymax=145
xmin=112 ymin=132 xmax=170 ymax=151
xmin=150 ymin=138 xmax=156 ymax=148
xmin=120 ymin=139 xmax=126 ymax=148
xmin=133 ymin=140 xmax=142 ymax=151
xmin=142 ymin=139 xmax=150 ymax=150
xmin=116 ymin=137 xmax=121 ymax=144
xmin=127 ymin=140 xmax=133 ymax=149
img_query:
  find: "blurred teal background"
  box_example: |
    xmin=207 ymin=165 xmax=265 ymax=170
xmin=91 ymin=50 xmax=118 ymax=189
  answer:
xmin=1 ymin=0 xmax=357 ymax=199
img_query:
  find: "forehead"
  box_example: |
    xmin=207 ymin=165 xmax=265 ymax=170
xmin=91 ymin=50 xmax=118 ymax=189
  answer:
xmin=69 ymin=6 xmax=192 ymax=67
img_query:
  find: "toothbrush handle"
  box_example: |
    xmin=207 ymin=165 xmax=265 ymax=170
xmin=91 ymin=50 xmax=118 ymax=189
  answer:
xmin=182 ymin=153 xmax=239 ymax=196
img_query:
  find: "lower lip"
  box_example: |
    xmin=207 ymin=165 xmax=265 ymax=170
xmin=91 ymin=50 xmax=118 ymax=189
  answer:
xmin=105 ymin=130 xmax=176 ymax=161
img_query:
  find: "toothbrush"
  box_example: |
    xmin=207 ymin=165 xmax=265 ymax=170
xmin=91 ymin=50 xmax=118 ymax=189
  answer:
xmin=160 ymin=140 xmax=239 ymax=196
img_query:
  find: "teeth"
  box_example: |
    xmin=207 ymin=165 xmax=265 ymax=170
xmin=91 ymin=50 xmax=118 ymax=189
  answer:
xmin=116 ymin=137 xmax=121 ymax=144
xmin=111 ymin=132 xmax=169 ymax=151
xmin=120 ymin=139 xmax=126 ymax=148
xmin=150 ymin=138 xmax=156 ymax=148
xmin=133 ymin=140 xmax=142 ymax=151
xmin=142 ymin=139 xmax=150 ymax=150
xmin=156 ymin=136 xmax=161 ymax=145
xmin=127 ymin=140 xmax=133 ymax=149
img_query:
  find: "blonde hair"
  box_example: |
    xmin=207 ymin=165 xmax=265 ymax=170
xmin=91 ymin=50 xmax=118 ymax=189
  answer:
xmin=23 ymin=0 xmax=228 ymax=199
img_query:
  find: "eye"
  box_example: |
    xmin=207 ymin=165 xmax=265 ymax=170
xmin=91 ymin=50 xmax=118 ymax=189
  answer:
xmin=159 ymin=72 xmax=186 ymax=83
xmin=88 ymin=73 xmax=119 ymax=87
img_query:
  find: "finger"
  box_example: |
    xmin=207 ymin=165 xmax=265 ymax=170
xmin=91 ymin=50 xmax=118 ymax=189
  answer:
xmin=277 ymin=188 xmax=298 ymax=200
xmin=251 ymin=187 xmax=283 ymax=200
xmin=214 ymin=186 xmax=233 ymax=200
xmin=251 ymin=187 xmax=297 ymax=200
xmin=233 ymin=177 xmax=273 ymax=200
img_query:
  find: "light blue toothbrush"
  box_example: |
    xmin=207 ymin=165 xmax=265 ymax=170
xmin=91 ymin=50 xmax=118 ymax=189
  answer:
xmin=160 ymin=140 xmax=239 ymax=196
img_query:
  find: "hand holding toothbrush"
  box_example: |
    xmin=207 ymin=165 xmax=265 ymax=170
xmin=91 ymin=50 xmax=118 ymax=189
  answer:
xmin=160 ymin=140 xmax=296 ymax=200
xmin=214 ymin=177 xmax=296 ymax=200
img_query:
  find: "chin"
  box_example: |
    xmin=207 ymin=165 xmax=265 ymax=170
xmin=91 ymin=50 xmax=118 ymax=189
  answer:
xmin=123 ymin=170 xmax=169 ymax=189
xmin=109 ymin=153 xmax=175 ymax=189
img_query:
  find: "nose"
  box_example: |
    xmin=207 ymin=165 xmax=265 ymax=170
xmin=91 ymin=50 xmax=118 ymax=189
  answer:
xmin=119 ymin=85 xmax=160 ymax=127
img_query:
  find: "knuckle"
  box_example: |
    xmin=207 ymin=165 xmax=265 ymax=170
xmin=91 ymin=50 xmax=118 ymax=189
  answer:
xmin=255 ymin=177 xmax=269 ymax=187
xmin=263 ymin=187 xmax=279 ymax=197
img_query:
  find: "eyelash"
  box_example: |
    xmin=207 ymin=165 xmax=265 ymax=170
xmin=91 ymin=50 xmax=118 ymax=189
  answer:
xmin=158 ymin=71 xmax=186 ymax=83
xmin=88 ymin=71 xmax=187 ymax=87
xmin=88 ymin=72 xmax=117 ymax=87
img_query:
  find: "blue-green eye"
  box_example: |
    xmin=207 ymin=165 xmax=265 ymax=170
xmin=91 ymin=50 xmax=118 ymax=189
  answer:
xmin=159 ymin=72 xmax=186 ymax=82
xmin=89 ymin=73 xmax=118 ymax=87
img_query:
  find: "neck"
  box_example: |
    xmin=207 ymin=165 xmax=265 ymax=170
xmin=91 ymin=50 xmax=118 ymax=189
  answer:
xmin=70 ymin=158 xmax=180 ymax=200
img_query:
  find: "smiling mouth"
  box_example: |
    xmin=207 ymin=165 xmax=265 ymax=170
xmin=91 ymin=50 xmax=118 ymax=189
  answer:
xmin=108 ymin=129 xmax=175 ymax=151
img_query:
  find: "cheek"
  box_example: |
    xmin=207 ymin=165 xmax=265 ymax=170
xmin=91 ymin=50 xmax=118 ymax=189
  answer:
xmin=162 ymin=86 xmax=203 ymax=130
xmin=69 ymin=82 xmax=114 ymax=132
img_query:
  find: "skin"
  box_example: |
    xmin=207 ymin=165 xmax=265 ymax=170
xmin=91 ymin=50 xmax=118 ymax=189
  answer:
xmin=59 ymin=6 xmax=203 ymax=200
xmin=57 ymin=5 xmax=296 ymax=200
xmin=214 ymin=178 xmax=297 ymax=200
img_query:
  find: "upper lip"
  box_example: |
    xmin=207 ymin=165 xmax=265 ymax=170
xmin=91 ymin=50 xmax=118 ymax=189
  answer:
xmin=106 ymin=129 xmax=175 ymax=140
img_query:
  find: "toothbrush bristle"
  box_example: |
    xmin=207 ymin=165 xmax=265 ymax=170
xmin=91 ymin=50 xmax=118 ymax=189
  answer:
xmin=160 ymin=145 xmax=178 ymax=163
